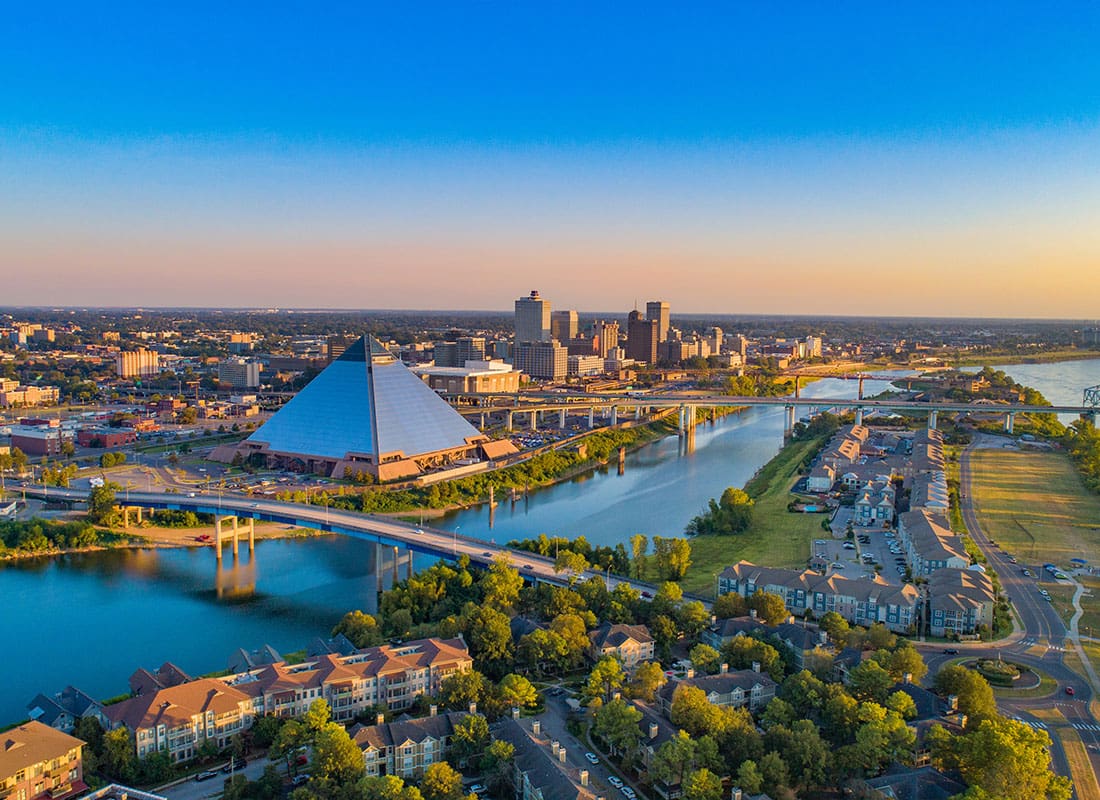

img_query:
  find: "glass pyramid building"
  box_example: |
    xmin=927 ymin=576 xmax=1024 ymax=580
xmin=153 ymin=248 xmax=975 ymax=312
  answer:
xmin=220 ymin=336 xmax=498 ymax=481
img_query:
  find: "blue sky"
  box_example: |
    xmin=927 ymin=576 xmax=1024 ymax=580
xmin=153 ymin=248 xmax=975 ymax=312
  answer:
xmin=3 ymin=3 xmax=1100 ymax=315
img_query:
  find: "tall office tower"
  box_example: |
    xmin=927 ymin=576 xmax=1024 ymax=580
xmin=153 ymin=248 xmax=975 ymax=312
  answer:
xmin=708 ymin=326 xmax=724 ymax=355
xmin=646 ymin=301 xmax=670 ymax=342
xmin=455 ymin=336 xmax=486 ymax=366
xmin=514 ymin=290 xmax=551 ymax=343
xmin=550 ymin=310 xmax=579 ymax=343
xmin=593 ymin=320 xmax=620 ymax=359
xmin=514 ymin=341 xmax=568 ymax=381
xmin=730 ymin=334 xmax=749 ymax=358
xmin=627 ymin=310 xmax=659 ymax=364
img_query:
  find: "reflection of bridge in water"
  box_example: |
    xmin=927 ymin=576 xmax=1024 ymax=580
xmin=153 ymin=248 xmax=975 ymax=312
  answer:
xmin=26 ymin=487 xmax=691 ymax=602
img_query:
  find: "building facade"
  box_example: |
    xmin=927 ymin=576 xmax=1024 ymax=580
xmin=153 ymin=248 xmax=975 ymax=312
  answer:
xmin=515 ymin=290 xmax=551 ymax=343
xmin=0 ymin=721 xmax=85 ymax=800
xmin=116 ymin=349 xmax=161 ymax=379
xmin=514 ymin=341 xmax=568 ymax=381
xmin=646 ymin=301 xmax=670 ymax=343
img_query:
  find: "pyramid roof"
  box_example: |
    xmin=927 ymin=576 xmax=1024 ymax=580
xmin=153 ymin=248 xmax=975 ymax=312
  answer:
xmin=247 ymin=335 xmax=483 ymax=461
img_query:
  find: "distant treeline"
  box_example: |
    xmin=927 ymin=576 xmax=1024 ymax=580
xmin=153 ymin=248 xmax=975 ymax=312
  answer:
xmin=0 ymin=518 xmax=130 ymax=555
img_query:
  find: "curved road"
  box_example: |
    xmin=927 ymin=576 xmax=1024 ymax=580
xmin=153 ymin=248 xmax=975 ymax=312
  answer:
xmin=917 ymin=437 xmax=1100 ymax=785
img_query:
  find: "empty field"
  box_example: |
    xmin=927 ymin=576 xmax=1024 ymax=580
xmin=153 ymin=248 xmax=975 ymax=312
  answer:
xmin=969 ymin=448 xmax=1100 ymax=568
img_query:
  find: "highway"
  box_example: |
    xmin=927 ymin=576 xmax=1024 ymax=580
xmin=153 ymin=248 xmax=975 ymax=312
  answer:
xmin=21 ymin=485 xmax=686 ymax=602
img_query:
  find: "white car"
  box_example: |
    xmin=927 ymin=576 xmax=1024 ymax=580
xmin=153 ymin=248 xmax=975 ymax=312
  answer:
xmin=585 ymin=752 xmax=599 ymax=764
xmin=608 ymin=777 xmax=623 ymax=788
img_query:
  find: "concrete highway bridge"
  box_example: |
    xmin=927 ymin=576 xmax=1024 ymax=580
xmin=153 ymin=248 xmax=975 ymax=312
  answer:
xmin=448 ymin=385 xmax=1100 ymax=436
xmin=23 ymin=486 xmax=695 ymax=602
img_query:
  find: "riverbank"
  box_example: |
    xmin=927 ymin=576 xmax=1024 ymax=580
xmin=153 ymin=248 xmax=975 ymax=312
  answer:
xmin=0 ymin=514 xmax=319 ymax=563
xmin=675 ymin=430 xmax=833 ymax=595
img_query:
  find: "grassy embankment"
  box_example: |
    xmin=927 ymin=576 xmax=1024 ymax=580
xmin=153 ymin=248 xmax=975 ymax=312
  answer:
xmin=1027 ymin=706 xmax=1100 ymax=800
xmin=950 ymin=347 xmax=1100 ymax=367
xmin=676 ymin=432 xmax=831 ymax=596
xmin=969 ymin=447 xmax=1100 ymax=632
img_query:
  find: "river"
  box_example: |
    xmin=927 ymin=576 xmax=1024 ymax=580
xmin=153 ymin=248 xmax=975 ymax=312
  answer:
xmin=3 ymin=359 xmax=1098 ymax=724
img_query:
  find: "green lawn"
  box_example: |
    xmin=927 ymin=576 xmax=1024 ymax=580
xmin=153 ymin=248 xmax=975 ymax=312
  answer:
xmin=970 ymin=448 xmax=1100 ymax=568
xmin=676 ymin=434 xmax=829 ymax=595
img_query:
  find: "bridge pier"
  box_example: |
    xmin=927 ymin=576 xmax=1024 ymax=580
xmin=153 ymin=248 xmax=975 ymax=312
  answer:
xmin=480 ymin=412 xmax=486 ymax=430
xmin=506 ymin=411 xmax=513 ymax=432
xmin=635 ymin=406 xmax=642 ymax=421
xmin=214 ymin=515 xmax=240 ymax=561
xmin=1004 ymin=412 xmax=1015 ymax=434
xmin=783 ymin=405 xmax=795 ymax=438
xmin=854 ymin=407 xmax=864 ymax=426
xmin=928 ymin=410 xmax=938 ymax=430
xmin=678 ymin=405 xmax=686 ymax=436
xmin=559 ymin=408 xmax=566 ymax=429
xmin=120 ymin=506 xmax=145 ymax=528
xmin=587 ymin=407 xmax=595 ymax=429
xmin=858 ymin=374 xmax=865 ymax=401
xmin=794 ymin=377 xmax=800 ymax=399
xmin=530 ymin=410 xmax=538 ymax=432
xmin=610 ymin=406 xmax=618 ymax=426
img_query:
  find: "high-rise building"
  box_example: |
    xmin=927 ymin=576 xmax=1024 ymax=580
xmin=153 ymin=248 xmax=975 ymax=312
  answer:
xmin=455 ymin=336 xmax=486 ymax=366
xmin=708 ymin=326 xmax=724 ymax=355
xmin=646 ymin=301 xmax=670 ymax=342
xmin=116 ymin=349 xmax=161 ymax=379
xmin=326 ymin=335 xmax=352 ymax=362
xmin=514 ymin=341 xmax=568 ymax=381
xmin=592 ymin=320 xmax=620 ymax=359
xmin=550 ymin=310 xmax=578 ymax=343
xmin=627 ymin=310 xmax=659 ymax=364
xmin=218 ymin=358 xmax=262 ymax=389
xmin=514 ymin=290 xmax=551 ymax=343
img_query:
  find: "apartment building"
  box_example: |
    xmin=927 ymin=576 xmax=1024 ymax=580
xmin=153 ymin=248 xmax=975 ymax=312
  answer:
xmin=897 ymin=509 xmax=969 ymax=576
xmin=0 ymin=722 xmax=85 ymax=800
xmin=587 ymin=623 xmax=655 ymax=669
xmin=926 ymin=568 xmax=996 ymax=637
xmin=717 ymin=560 xmax=920 ymax=633
xmin=657 ymin=668 xmax=777 ymax=715
xmin=105 ymin=679 xmax=254 ymax=763
xmin=352 ymin=709 xmax=468 ymax=779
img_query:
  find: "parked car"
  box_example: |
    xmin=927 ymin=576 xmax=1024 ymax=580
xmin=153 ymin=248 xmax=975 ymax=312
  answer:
xmin=222 ymin=758 xmax=246 ymax=773
xmin=469 ymin=785 xmax=486 ymax=795
xmin=1066 ymin=686 xmax=1076 ymax=695
xmin=585 ymin=752 xmax=600 ymax=764
xmin=944 ymin=648 xmax=959 ymax=655
xmin=195 ymin=771 xmax=219 ymax=782
xmin=292 ymin=774 xmax=310 ymax=786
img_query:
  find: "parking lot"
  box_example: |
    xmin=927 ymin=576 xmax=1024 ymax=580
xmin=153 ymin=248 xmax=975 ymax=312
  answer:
xmin=813 ymin=510 xmax=908 ymax=584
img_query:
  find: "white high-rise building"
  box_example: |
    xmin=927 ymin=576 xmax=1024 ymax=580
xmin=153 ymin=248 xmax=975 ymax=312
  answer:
xmin=514 ymin=290 xmax=551 ymax=343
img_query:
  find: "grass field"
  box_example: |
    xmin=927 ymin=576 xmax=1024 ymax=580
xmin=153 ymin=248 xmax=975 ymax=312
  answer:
xmin=1028 ymin=706 xmax=1100 ymax=800
xmin=676 ymin=434 xmax=828 ymax=595
xmin=970 ymin=448 xmax=1100 ymax=568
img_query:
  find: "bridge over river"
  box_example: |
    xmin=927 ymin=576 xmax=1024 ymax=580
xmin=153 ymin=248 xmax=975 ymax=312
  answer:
xmin=23 ymin=486 xmax=702 ymax=603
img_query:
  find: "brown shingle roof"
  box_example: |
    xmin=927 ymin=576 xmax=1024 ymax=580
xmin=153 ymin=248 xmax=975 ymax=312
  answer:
xmin=0 ymin=721 xmax=83 ymax=778
xmin=106 ymin=679 xmax=250 ymax=731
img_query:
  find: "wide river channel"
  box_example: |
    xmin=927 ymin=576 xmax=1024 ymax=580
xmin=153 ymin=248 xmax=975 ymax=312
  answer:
xmin=2 ymin=359 xmax=1097 ymax=722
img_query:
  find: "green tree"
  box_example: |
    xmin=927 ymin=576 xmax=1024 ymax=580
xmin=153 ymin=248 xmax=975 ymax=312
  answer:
xmin=652 ymin=537 xmax=692 ymax=581
xmin=497 ymin=673 xmax=539 ymax=710
xmin=555 ymin=549 xmax=590 ymax=577
xmin=450 ymin=714 xmax=490 ymax=766
xmin=651 ymin=614 xmax=680 ymax=660
xmin=677 ymin=601 xmax=711 ymax=640
xmin=848 ymin=659 xmax=894 ymax=705
xmin=630 ymin=533 xmax=648 ymax=579
xmin=628 ymin=661 xmax=668 ymax=702
xmin=482 ymin=555 xmax=524 ymax=612
xmin=439 ymin=669 xmax=490 ymax=711
xmin=332 ymin=610 xmax=383 ymax=648
xmin=593 ymin=698 xmax=643 ymax=762
xmin=102 ymin=727 xmax=135 ymax=781
xmin=586 ymin=656 xmax=626 ymax=704
xmin=819 ymin=610 xmax=850 ymax=645
xmin=873 ymin=642 xmax=928 ymax=683
xmin=87 ymin=482 xmax=121 ymax=526
xmin=748 ymin=590 xmax=788 ymax=625
xmin=311 ymin=720 xmax=366 ymax=785
xmin=757 ymin=751 xmax=790 ymax=798
xmin=933 ymin=664 xmax=998 ymax=723
xmin=302 ymin=698 xmax=331 ymax=739
xmin=465 ymin=606 xmax=514 ymax=676
xmin=651 ymin=731 xmax=697 ymax=787
xmin=886 ymin=690 xmax=918 ymax=720
xmin=720 ymin=636 xmax=783 ymax=681
xmin=549 ymin=613 xmax=591 ymax=668
xmin=356 ymin=775 xmax=425 ymax=800
xmin=683 ymin=768 xmax=722 ymax=800
xmin=420 ymin=762 xmax=465 ymax=800
xmin=712 ymin=593 xmax=747 ymax=619
xmin=736 ymin=760 xmax=764 ymax=795
xmin=689 ymin=644 xmax=721 ymax=675
xmin=516 ymin=628 xmax=569 ymax=677
xmin=942 ymin=717 xmax=1072 ymax=800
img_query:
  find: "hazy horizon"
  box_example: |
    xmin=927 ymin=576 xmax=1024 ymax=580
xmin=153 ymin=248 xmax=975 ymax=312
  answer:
xmin=4 ymin=5 xmax=1100 ymax=316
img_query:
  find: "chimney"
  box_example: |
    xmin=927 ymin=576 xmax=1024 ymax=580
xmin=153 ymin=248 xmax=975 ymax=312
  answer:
xmin=559 ymin=748 xmax=567 ymax=764
xmin=903 ymin=672 xmax=912 ymax=684
xmin=512 ymin=707 xmax=520 ymax=720
xmin=947 ymin=694 xmax=958 ymax=711
xmin=648 ymin=723 xmax=659 ymax=740
xmin=532 ymin=719 xmax=541 ymax=735
xmin=749 ymin=609 xmax=757 ymax=619
xmin=430 ymin=704 xmax=438 ymax=717
xmin=612 ymin=690 xmax=621 ymax=701
xmin=469 ymin=701 xmax=477 ymax=715
xmin=551 ymin=740 xmax=560 ymax=756
xmin=752 ymin=661 xmax=760 ymax=673
xmin=720 ymin=663 xmax=728 ymax=674
xmin=376 ymin=713 xmax=385 ymax=725
xmin=685 ymin=668 xmax=694 ymax=679
xmin=731 ymin=789 xmax=743 ymax=800
xmin=580 ymin=770 xmax=589 ymax=787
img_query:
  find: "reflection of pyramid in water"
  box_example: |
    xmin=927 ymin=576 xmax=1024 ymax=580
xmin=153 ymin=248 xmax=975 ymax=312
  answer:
xmin=228 ymin=336 xmax=496 ymax=480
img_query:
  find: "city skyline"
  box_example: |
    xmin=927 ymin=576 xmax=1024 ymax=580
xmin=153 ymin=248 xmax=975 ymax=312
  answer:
xmin=3 ymin=4 xmax=1100 ymax=317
